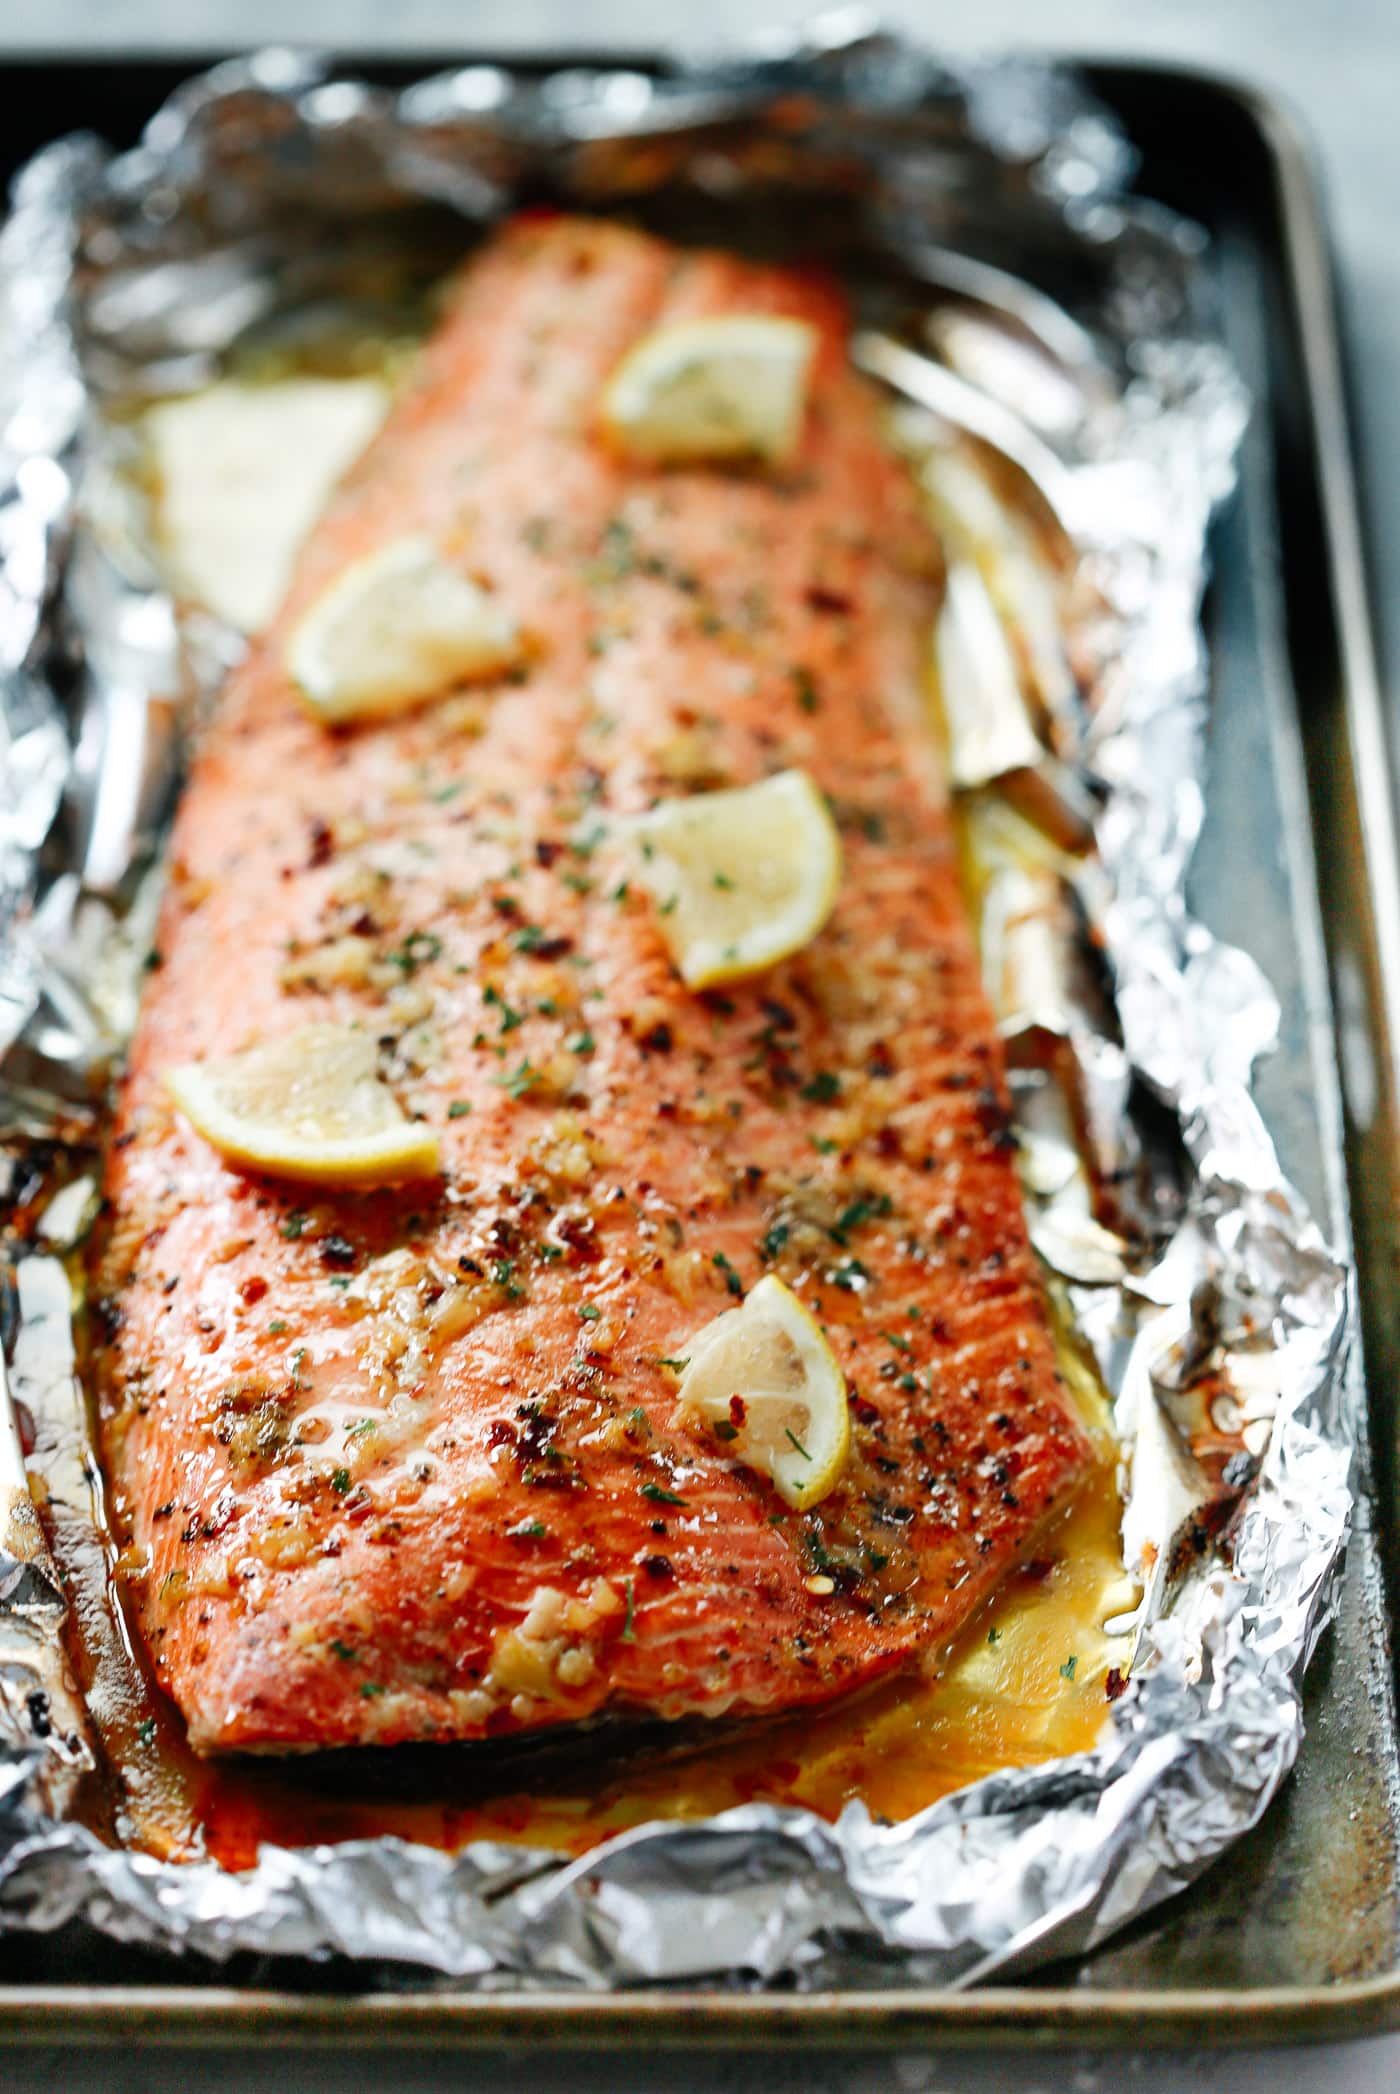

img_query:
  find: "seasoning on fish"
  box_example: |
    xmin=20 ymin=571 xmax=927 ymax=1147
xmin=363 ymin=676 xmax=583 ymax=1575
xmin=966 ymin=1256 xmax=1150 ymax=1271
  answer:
xmin=94 ymin=217 xmax=1092 ymax=1755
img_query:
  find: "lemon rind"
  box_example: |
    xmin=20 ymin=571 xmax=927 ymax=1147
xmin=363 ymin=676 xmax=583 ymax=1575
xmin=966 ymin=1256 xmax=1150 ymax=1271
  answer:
xmin=286 ymin=534 xmax=521 ymax=726
xmin=677 ymin=1273 xmax=850 ymax=1512
xmin=628 ymin=769 xmax=842 ymax=990
xmin=165 ymin=1067 xmax=441 ymax=1188
xmin=600 ymin=316 xmax=818 ymax=467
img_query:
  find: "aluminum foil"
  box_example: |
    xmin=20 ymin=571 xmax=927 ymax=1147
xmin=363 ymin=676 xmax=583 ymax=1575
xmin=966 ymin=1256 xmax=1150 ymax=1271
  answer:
xmin=0 ymin=19 xmax=1353 ymax=1988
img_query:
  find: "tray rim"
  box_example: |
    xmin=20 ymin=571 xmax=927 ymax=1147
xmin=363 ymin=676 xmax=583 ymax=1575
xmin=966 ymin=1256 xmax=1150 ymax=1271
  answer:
xmin=0 ymin=45 xmax=1397 ymax=2051
xmin=0 ymin=1974 xmax=1395 ymax=2050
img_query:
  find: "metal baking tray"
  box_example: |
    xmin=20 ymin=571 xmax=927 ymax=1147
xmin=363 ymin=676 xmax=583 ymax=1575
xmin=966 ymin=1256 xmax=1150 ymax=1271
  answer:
xmin=0 ymin=49 xmax=1396 ymax=2051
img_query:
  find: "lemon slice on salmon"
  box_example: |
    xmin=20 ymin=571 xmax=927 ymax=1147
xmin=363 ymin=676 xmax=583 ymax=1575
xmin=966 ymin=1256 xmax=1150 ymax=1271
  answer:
xmin=627 ymin=768 xmax=841 ymax=988
xmin=676 ymin=1274 xmax=850 ymax=1511
xmin=600 ymin=316 xmax=817 ymax=465
xmin=165 ymin=1024 xmax=439 ymax=1186
xmin=286 ymin=535 xmax=521 ymax=724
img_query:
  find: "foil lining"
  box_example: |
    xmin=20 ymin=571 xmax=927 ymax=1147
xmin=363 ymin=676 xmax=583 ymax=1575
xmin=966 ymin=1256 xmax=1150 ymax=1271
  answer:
xmin=0 ymin=20 xmax=1353 ymax=1987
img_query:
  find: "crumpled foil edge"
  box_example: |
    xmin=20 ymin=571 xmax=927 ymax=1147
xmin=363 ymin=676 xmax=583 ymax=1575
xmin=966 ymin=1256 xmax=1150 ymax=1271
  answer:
xmin=0 ymin=21 xmax=1353 ymax=1988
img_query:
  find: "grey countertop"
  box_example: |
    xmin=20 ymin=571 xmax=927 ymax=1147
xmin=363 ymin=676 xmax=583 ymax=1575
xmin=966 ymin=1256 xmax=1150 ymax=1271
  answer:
xmin=1 ymin=2 xmax=1398 ymax=2087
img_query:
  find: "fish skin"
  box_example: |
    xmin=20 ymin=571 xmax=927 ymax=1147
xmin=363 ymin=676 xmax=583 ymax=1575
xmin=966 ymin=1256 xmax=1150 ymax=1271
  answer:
xmin=94 ymin=218 xmax=1092 ymax=1755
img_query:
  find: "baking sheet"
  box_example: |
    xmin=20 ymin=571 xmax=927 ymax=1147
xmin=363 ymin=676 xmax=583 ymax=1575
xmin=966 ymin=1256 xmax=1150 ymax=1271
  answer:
xmin=0 ymin=28 xmax=1389 ymax=2026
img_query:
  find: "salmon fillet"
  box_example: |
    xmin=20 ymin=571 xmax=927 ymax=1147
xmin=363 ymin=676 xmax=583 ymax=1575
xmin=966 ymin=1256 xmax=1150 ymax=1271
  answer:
xmin=94 ymin=217 xmax=1092 ymax=1756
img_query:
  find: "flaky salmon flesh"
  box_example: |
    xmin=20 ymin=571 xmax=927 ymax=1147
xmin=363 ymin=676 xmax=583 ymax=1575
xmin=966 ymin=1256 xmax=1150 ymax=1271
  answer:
xmin=95 ymin=217 xmax=1092 ymax=1755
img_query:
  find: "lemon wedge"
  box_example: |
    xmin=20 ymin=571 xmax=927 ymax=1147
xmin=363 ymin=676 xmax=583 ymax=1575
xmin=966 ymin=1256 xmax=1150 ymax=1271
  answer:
xmin=286 ymin=535 xmax=521 ymax=724
xmin=627 ymin=769 xmax=841 ymax=988
xmin=676 ymin=1275 xmax=850 ymax=1511
xmin=165 ymin=1024 xmax=440 ymax=1186
xmin=600 ymin=316 xmax=817 ymax=466
xmin=146 ymin=376 xmax=389 ymax=633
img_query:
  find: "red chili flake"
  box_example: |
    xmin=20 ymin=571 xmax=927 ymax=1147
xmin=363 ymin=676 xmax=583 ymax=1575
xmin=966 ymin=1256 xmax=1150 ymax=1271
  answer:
xmin=239 ymin=1275 xmax=268 ymax=1305
xmin=728 ymin=1394 xmax=748 ymax=1429
xmin=1106 ymin=1666 xmax=1129 ymax=1702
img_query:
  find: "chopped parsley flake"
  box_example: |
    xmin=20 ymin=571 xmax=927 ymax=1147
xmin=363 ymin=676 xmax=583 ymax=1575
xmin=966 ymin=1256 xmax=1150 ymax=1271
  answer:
xmin=641 ymin=1481 xmax=686 ymax=1507
xmin=712 ymin=1250 xmax=743 ymax=1297
xmin=578 ymin=1303 xmax=602 ymax=1323
xmin=280 ymin=1211 xmax=309 ymax=1240
xmin=784 ymin=1427 xmax=812 ymax=1462
xmin=483 ymin=983 xmax=525 ymax=1033
xmin=832 ymin=1193 xmax=892 ymax=1243
xmin=621 ymin=1576 xmax=637 ymax=1643
xmin=1060 ymin=1654 xmax=1078 ymax=1680
xmin=800 ymin=1071 xmax=841 ymax=1104
xmin=447 ymin=1100 xmax=472 ymax=1118
xmin=791 ymin=666 xmax=820 ymax=713
xmin=267 ymin=1319 xmax=287 ymax=1334
xmin=988 ymin=1627 xmax=1002 ymax=1646
xmin=492 ymin=1059 xmax=539 ymax=1099
xmin=330 ymin=1639 xmax=357 ymax=1662
xmin=330 ymin=1468 xmax=351 ymax=1494
xmin=592 ymin=516 xmax=638 ymax=581
xmin=568 ymin=1029 xmax=596 ymax=1056
xmin=388 ymin=929 xmax=442 ymax=975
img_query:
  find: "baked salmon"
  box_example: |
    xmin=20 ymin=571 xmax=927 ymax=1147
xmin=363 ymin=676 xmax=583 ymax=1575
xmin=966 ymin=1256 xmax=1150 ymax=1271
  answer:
xmin=94 ymin=217 xmax=1092 ymax=1755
